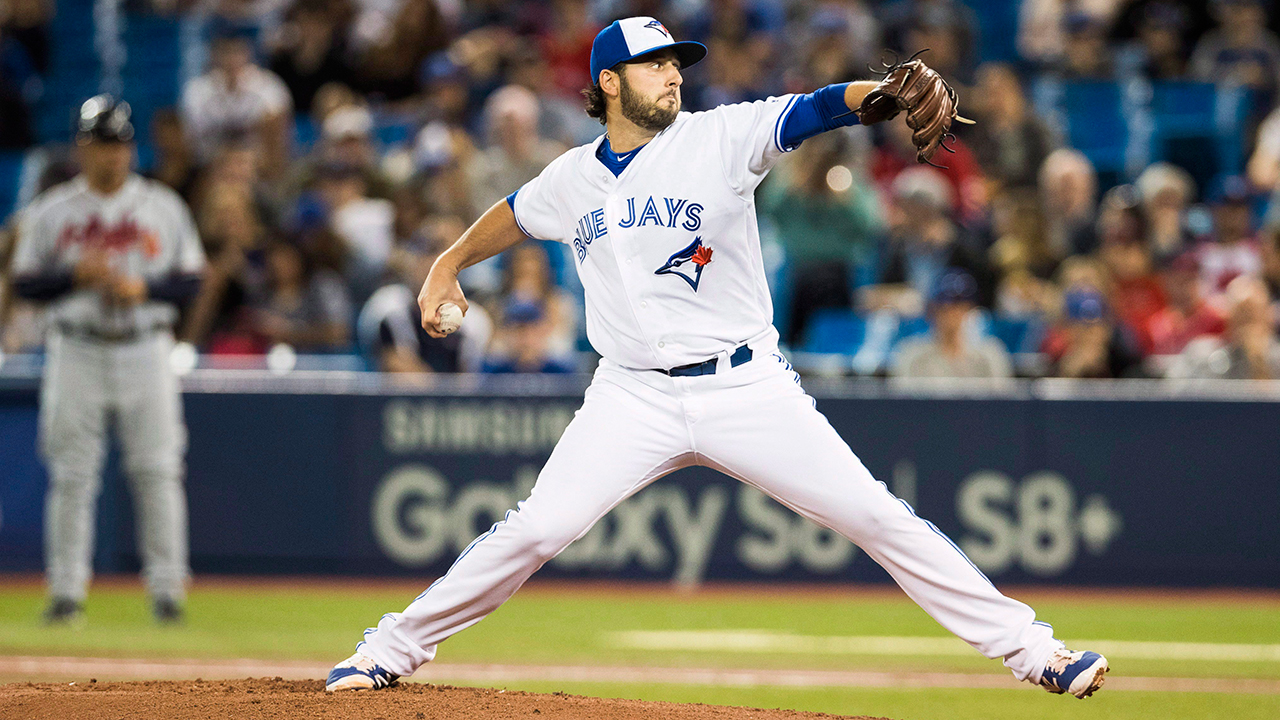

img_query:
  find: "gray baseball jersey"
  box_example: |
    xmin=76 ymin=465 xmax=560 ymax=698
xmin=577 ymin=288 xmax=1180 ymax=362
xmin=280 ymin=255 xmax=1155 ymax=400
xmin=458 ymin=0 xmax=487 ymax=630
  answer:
xmin=11 ymin=174 xmax=205 ymax=336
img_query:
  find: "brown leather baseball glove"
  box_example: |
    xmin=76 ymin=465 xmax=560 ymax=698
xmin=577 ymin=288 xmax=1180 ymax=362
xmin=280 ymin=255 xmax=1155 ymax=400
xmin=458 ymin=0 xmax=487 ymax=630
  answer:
xmin=856 ymin=51 xmax=974 ymax=166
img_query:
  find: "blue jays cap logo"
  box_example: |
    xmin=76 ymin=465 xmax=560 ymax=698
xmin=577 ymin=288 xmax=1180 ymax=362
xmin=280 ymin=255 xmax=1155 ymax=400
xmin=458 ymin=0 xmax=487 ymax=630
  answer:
xmin=654 ymin=237 xmax=713 ymax=291
xmin=644 ymin=19 xmax=671 ymax=38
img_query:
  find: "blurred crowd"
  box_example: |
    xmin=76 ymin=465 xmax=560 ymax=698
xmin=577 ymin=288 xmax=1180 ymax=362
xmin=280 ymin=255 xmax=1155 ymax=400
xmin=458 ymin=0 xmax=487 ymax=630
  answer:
xmin=1 ymin=0 xmax=1280 ymax=380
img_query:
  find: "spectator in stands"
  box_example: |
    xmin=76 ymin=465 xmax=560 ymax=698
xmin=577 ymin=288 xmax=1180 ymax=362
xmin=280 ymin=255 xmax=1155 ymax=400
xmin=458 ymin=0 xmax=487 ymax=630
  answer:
xmin=1148 ymin=252 xmax=1227 ymax=355
xmin=870 ymin=167 xmax=993 ymax=313
xmin=267 ymin=0 xmax=352 ymax=114
xmin=2 ymin=0 xmax=50 ymax=76
xmin=316 ymin=161 xmax=395 ymax=302
xmin=481 ymin=299 xmax=576 ymax=374
xmin=535 ymin=0 xmax=601 ymax=102
xmin=1170 ymin=274 xmax=1280 ymax=378
xmin=291 ymin=103 xmax=395 ymax=201
xmin=0 ymin=224 xmax=44 ymax=353
xmin=760 ymin=131 xmax=882 ymax=346
xmin=693 ymin=35 xmax=773 ymax=111
xmin=504 ymin=40 xmax=602 ymax=147
xmin=0 ymin=40 xmax=34 ymax=149
xmin=147 ymin=108 xmax=199 ymax=201
xmin=500 ymin=241 xmax=578 ymax=359
xmin=872 ymin=118 xmax=987 ymax=225
xmin=902 ymin=10 xmax=975 ymax=85
xmin=1190 ymin=0 xmax=1280 ymax=100
xmin=1018 ymin=0 xmax=1120 ymax=69
xmin=1040 ymin=149 xmax=1098 ymax=257
xmin=1264 ymin=222 xmax=1280 ymax=301
xmin=1196 ymin=175 xmax=1263 ymax=303
xmin=792 ymin=10 xmax=862 ymax=92
xmin=1096 ymin=191 xmax=1167 ymax=354
xmin=892 ymin=268 xmax=1013 ymax=379
xmin=1059 ymin=13 xmax=1115 ymax=79
xmin=1115 ymin=1 xmax=1191 ymax=81
xmin=359 ymin=215 xmax=492 ymax=373
xmin=250 ymin=239 xmax=351 ymax=352
xmin=987 ymin=187 xmax=1059 ymax=280
xmin=1135 ymin=162 xmax=1196 ymax=264
xmin=1044 ymin=285 xmax=1145 ymax=378
xmin=181 ymin=27 xmax=293 ymax=179
xmin=881 ymin=0 xmax=979 ymax=82
xmin=182 ymin=185 xmax=267 ymax=352
xmin=347 ymin=0 xmax=449 ymax=103
xmin=465 ymin=85 xmax=566 ymax=218
xmin=1248 ymin=102 xmax=1280 ymax=225
xmin=986 ymin=189 xmax=1059 ymax=324
xmin=789 ymin=2 xmax=881 ymax=88
xmin=968 ymin=63 xmax=1056 ymax=191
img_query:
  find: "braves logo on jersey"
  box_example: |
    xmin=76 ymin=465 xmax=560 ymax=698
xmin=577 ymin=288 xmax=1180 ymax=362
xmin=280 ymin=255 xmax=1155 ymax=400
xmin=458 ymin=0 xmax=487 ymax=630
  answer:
xmin=654 ymin=236 xmax=713 ymax=291
xmin=57 ymin=214 xmax=161 ymax=258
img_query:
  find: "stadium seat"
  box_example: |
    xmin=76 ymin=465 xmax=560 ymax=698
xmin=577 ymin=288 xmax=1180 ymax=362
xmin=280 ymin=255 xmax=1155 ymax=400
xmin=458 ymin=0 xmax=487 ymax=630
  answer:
xmin=1059 ymin=81 xmax=1129 ymax=176
xmin=0 ymin=151 xmax=28 ymax=224
xmin=800 ymin=309 xmax=866 ymax=355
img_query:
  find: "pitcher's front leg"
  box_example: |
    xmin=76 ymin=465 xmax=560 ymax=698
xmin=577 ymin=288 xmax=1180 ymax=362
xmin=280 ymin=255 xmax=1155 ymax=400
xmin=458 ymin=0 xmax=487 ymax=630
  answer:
xmin=346 ymin=373 xmax=692 ymax=682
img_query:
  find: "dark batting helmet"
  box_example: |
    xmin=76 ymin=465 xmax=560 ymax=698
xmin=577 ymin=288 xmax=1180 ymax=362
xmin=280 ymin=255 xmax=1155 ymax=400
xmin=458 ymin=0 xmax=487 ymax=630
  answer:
xmin=75 ymin=94 xmax=135 ymax=144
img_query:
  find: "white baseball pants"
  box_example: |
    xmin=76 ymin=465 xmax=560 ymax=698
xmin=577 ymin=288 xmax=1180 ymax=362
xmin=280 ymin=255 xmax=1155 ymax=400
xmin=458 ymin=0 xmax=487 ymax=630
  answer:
xmin=359 ymin=349 xmax=1061 ymax=682
xmin=40 ymin=330 xmax=190 ymax=603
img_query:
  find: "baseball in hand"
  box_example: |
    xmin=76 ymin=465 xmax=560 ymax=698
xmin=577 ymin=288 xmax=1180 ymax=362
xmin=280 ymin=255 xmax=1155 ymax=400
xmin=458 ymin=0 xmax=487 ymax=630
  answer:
xmin=437 ymin=303 xmax=464 ymax=335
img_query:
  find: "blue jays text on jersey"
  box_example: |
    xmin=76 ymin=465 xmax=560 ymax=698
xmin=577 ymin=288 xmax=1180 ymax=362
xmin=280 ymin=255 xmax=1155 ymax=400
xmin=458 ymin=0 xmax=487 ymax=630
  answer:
xmin=572 ymin=195 xmax=704 ymax=263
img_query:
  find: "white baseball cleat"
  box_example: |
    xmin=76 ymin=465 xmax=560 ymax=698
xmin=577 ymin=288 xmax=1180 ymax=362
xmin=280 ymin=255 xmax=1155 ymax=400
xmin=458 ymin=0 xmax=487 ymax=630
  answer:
xmin=325 ymin=652 xmax=400 ymax=692
xmin=1039 ymin=647 xmax=1108 ymax=699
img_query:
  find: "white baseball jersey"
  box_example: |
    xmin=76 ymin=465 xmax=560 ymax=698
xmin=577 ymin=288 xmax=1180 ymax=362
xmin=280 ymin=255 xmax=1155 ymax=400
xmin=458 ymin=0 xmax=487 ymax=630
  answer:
xmin=510 ymin=96 xmax=802 ymax=370
xmin=356 ymin=95 xmax=1072 ymax=692
xmin=12 ymin=174 xmax=206 ymax=336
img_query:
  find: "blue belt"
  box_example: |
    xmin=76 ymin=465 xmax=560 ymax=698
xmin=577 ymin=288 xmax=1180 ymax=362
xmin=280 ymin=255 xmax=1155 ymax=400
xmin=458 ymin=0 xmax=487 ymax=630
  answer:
xmin=657 ymin=344 xmax=753 ymax=377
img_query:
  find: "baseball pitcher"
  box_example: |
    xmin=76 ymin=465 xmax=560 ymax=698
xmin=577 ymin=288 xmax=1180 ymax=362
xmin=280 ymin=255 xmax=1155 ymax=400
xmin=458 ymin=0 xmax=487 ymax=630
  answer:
xmin=327 ymin=18 xmax=1108 ymax=700
xmin=10 ymin=95 xmax=205 ymax=625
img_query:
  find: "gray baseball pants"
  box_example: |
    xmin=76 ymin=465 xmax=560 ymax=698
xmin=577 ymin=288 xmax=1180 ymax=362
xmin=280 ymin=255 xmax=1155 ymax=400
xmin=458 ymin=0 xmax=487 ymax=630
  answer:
xmin=39 ymin=330 xmax=189 ymax=602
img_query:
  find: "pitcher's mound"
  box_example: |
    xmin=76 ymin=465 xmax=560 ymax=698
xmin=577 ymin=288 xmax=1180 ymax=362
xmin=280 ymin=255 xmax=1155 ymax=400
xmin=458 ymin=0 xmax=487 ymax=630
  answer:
xmin=0 ymin=678 xmax=894 ymax=719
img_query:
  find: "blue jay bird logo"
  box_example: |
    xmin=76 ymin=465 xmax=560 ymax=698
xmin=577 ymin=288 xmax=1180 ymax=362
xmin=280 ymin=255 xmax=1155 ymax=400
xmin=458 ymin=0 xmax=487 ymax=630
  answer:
xmin=654 ymin=236 xmax=713 ymax=291
xmin=644 ymin=19 xmax=672 ymax=38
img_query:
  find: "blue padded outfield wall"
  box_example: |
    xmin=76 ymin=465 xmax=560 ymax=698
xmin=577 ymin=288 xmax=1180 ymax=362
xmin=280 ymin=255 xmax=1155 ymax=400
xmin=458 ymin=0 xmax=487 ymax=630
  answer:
xmin=1 ymin=375 xmax=1276 ymax=587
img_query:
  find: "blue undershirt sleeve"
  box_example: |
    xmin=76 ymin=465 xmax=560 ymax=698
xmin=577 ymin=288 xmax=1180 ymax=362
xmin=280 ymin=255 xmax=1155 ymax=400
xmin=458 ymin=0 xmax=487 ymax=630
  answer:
xmin=505 ymin=190 xmax=518 ymax=212
xmin=778 ymin=83 xmax=861 ymax=151
xmin=146 ymin=272 xmax=203 ymax=305
xmin=11 ymin=271 xmax=74 ymax=301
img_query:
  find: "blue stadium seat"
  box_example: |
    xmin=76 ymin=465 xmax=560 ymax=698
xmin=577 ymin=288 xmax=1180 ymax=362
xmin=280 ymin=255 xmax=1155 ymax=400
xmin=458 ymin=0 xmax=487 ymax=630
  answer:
xmin=1060 ymin=81 xmax=1128 ymax=174
xmin=990 ymin=317 xmax=1045 ymax=354
xmin=801 ymin=309 xmax=866 ymax=355
xmin=1148 ymin=81 xmax=1248 ymax=184
xmin=894 ymin=316 xmax=930 ymax=344
xmin=0 ymin=151 xmax=28 ymax=224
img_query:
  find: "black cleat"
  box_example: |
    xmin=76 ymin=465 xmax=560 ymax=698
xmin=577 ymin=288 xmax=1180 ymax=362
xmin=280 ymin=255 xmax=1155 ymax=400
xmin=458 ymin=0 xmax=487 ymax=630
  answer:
xmin=42 ymin=597 xmax=85 ymax=627
xmin=153 ymin=597 xmax=185 ymax=625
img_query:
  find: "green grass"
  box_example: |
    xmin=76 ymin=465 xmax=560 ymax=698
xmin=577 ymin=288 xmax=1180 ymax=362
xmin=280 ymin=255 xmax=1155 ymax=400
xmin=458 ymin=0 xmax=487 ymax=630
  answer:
xmin=2 ymin=579 xmax=1278 ymax=720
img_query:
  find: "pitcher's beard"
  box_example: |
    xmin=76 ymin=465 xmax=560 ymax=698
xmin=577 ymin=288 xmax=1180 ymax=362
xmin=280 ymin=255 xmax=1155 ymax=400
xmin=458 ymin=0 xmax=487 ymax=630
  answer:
xmin=619 ymin=75 xmax=679 ymax=132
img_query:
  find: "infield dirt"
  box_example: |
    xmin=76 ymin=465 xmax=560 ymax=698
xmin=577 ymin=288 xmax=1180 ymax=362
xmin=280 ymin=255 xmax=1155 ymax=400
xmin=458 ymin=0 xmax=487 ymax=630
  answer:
xmin=0 ymin=678 xmax=892 ymax=719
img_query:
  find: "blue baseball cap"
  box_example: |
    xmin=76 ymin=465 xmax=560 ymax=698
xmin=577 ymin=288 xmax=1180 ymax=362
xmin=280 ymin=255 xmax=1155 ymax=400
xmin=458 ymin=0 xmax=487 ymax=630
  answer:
xmin=589 ymin=17 xmax=707 ymax=86
xmin=504 ymin=299 xmax=545 ymax=325
xmin=930 ymin=268 xmax=979 ymax=306
xmin=1064 ymin=287 xmax=1108 ymax=322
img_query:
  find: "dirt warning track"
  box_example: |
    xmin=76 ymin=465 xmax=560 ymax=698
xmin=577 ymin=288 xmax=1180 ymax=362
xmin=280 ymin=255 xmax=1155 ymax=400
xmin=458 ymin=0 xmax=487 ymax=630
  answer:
xmin=0 ymin=679 xmax=888 ymax=720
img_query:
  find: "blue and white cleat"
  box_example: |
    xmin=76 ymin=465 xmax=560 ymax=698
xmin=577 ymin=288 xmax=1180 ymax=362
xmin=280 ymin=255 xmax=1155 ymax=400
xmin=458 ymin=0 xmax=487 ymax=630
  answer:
xmin=325 ymin=652 xmax=400 ymax=692
xmin=1039 ymin=647 xmax=1109 ymax=698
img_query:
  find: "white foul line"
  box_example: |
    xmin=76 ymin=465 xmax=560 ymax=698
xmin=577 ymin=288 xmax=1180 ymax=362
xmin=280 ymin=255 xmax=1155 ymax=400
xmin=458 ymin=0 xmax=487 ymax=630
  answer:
xmin=3 ymin=656 xmax=1280 ymax=695
xmin=607 ymin=631 xmax=1280 ymax=662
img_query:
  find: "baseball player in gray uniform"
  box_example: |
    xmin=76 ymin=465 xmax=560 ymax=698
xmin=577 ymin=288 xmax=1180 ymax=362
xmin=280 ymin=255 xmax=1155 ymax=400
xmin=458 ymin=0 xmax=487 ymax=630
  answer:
xmin=11 ymin=95 xmax=206 ymax=625
xmin=326 ymin=18 xmax=1108 ymax=700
